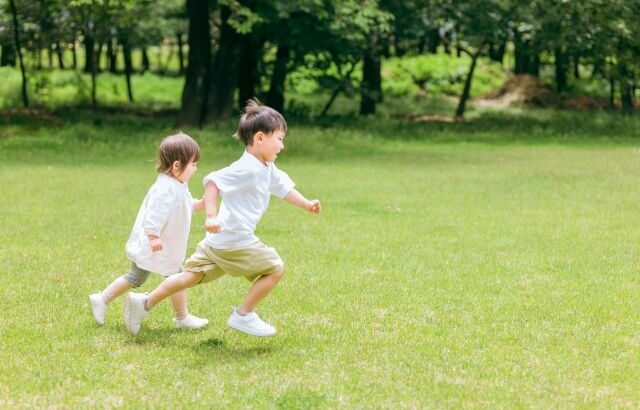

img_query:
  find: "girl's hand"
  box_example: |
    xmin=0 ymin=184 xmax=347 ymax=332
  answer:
xmin=148 ymin=236 xmax=163 ymax=253
xmin=205 ymin=217 xmax=222 ymax=233
xmin=305 ymin=199 xmax=321 ymax=214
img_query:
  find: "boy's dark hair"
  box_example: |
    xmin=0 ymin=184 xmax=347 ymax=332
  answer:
xmin=156 ymin=132 xmax=201 ymax=174
xmin=233 ymin=99 xmax=287 ymax=146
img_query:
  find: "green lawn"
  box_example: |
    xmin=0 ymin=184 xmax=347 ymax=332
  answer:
xmin=1 ymin=109 xmax=640 ymax=408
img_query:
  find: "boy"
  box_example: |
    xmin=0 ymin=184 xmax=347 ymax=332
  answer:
xmin=124 ymin=99 xmax=321 ymax=336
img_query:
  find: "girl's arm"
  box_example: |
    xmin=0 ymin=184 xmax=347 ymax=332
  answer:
xmin=192 ymin=196 xmax=205 ymax=212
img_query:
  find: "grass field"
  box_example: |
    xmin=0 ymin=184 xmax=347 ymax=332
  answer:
xmin=1 ymin=108 xmax=640 ymax=408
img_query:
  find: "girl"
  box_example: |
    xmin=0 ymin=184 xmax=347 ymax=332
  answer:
xmin=89 ymin=133 xmax=208 ymax=330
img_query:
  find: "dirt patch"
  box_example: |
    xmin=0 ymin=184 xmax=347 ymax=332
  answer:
xmin=475 ymin=75 xmax=562 ymax=109
xmin=411 ymin=114 xmax=459 ymax=123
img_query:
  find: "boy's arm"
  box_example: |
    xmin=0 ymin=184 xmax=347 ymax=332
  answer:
xmin=283 ymin=189 xmax=321 ymax=214
xmin=204 ymin=181 xmax=222 ymax=233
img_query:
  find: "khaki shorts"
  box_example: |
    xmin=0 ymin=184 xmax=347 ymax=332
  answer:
xmin=184 ymin=240 xmax=284 ymax=284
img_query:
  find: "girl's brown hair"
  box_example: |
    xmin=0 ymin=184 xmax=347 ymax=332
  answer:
xmin=156 ymin=132 xmax=200 ymax=175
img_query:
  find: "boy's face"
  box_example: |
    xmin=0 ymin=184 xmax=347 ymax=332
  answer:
xmin=256 ymin=129 xmax=285 ymax=163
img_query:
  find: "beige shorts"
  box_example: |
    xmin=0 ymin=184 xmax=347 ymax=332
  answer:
xmin=184 ymin=240 xmax=284 ymax=284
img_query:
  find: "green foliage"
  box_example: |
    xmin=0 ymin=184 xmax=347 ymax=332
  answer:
xmin=0 ymin=67 xmax=182 ymax=109
xmin=382 ymin=54 xmax=508 ymax=97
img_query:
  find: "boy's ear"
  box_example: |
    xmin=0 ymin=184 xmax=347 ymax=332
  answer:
xmin=254 ymin=131 xmax=264 ymax=144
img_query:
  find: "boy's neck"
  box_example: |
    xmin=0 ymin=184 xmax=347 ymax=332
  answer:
xmin=246 ymin=147 xmax=267 ymax=165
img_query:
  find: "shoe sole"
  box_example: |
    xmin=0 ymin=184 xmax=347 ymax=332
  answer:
xmin=175 ymin=320 xmax=209 ymax=330
xmin=226 ymin=320 xmax=276 ymax=337
xmin=123 ymin=294 xmax=134 ymax=334
xmin=89 ymin=295 xmax=105 ymax=326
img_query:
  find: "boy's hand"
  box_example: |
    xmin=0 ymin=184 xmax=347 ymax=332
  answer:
xmin=305 ymin=199 xmax=321 ymax=214
xmin=148 ymin=235 xmax=163 ymax=252
xmin=205 ymin=216 xmax=222 ymax=233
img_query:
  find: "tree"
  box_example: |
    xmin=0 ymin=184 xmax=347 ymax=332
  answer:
xmin=8 ymin=0 xmax=27 ymax=106
xmin=443 ymin=0 xmax=509 ymax=119
xmin=178 ymin=0 xmax=211 ymax=126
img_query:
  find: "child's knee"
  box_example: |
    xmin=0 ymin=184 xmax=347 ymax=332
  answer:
xmin=122 ymin=271 xmax=149 ymax=288
xmin=182 ymin=271 xmax=205 ymax=286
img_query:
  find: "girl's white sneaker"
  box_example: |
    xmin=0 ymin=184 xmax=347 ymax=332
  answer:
xmin=226 ymin=309 xmax=276 ymax=337
xmin=175 ymin=314 xmax=209 ymax=329
xmin=89 ymin=293 xmax=107 ymax=326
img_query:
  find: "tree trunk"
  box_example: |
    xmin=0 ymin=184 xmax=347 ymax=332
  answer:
xmin=47 ymin=44 xmax=54 ymax=68
xmin=1 ymin=41 xmax=17 ymax=66
xmin=619 ymin=63 xmax=635 ymax=115
xmin=107 ymin=38 xmax=117 ymax=73
xmin=207 ymin=5 xmax=245 ymax=119
xmin=84 ymin=34 xmax=95 ymax=73
xmin=427 ymin=28 xmax=439 ymax=53
xmin=141 ymin=48 xmax=150 ymax=73
xmin=265 ymin=44 xmax=289 ymax=114
xmin=488 ymin=41 xmax=506 ymax=64
xmin=177 ymin=32 xmax=185 ymax=74
xmin=554 ymin=47 xmax=568 ymax=93
xmin=321 ymin=63 xmax=356 ymax=117
xmin=71 ymin=43 xmax=77 ymax=69
xmin=455 ymin=48 xmax=482 ymax=119
xmin=36 ymin=48 xmax=42 ymax=69
xmin=609 ymin=75 xmax=615 ymax=109
xmin=121 ymin=37 xmax=134 ymax=102
xmin=178 ymin=0 xmax=211 ymax=126
xmin=237 ymin=33 xmax=264 ymax=111
xmin=573 ymin=53 xmax=580 ymax=79
xmin=9 ymin=0 xmax=28 ymax=107
xmin=95 ymin=42 xmax=104 ymax=72
xmin=56 ymin=42 xmax=65 ymax=69
xmin=359 ymin=40 xmax=382 ymax=116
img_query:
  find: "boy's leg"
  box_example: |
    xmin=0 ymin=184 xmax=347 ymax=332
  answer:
xmin=89 ymin=264 xmax=148 ymax=325
xmin=238 ymin=265 xmax=284 ymax=315
xmin=124 ymin=271 xmax=205 ymax=335
xmin=169 ymin=289 xmax=209 ymax=329
xmin=146 ymin=271 xmax=204 ymax=310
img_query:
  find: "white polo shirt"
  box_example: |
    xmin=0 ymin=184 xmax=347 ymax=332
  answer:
xmin=125 ymin=174 xmax=196 ymax=276
xmin=203 ymin=151 xmax=295 ymax=249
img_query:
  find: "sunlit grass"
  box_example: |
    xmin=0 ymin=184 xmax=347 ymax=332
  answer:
xmin=1 ymin=110 xmax=639 ymax=408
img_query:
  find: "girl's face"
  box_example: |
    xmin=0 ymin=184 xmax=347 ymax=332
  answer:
xmin=173 ymin=159 xmax=198 ymax=183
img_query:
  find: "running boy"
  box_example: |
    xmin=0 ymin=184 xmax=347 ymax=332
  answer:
xmin=89 ymin=133 xmax=208 ymax=330
xmin=124 ymin=99 xmax=321 ymax=336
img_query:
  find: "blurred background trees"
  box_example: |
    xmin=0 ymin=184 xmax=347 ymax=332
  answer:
xmin=0 ymin=0 xmax=638 ymax=121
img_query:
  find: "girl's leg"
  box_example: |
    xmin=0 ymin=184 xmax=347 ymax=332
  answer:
xmin=238 ymin=266 xmax=284 ymax=314
xmin=169 ymin=290 xmax=188 ymax=320
xmin=101 ymin=277 xmax=133 ymax=304
xmin=145 ymin=271 xmax=204 ymax=311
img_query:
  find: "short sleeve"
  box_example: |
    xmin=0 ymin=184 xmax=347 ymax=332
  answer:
xmin=203 ymin=167 xmax=252 ymax=194
xmin=269 ymin=165 xmax=295 ymax=198
xmin=142 ymin=186 xmax=177 ymax=236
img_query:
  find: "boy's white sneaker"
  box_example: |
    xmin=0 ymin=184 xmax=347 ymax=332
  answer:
xmin=89 ymin=293 xmax=107 ymax=326
xmin=175 ymin=314 xmax=209 ymax=329
xmin=124 ymin=292 xmax=148 ymax=335
xmin=226 ymin=309 xmax=276 ymax=337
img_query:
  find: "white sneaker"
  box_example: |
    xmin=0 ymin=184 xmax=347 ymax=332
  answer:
xmin=124 ymin=292 xmax=149 ymax=335
xmin=226 ymin=309 xmax=276 ymax=337
xmin=175 ymin=314 xmax=209 ymax=329
xmin=89 ymin=293 xmax=108 ymax=326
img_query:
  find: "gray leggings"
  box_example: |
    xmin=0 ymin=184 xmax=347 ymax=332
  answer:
xmin=123 ymin=262 xmax=151 ymax=288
